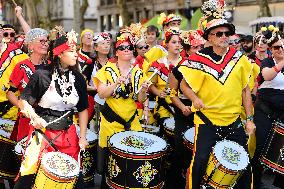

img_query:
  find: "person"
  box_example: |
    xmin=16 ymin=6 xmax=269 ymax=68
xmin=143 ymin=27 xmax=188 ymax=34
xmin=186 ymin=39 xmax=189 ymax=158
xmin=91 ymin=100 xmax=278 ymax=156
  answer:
xmin=78 ymin=29 xmax=94 ymax=71
xmin=180 ymin=30 xmax=206 ymax=58
xmin=229 ymin=34 xmax=241 ymax=50
xmin=8 ymin=28 xmax=49 ymax=142
xmin=158 ymin=12 xmax=182 ymax=32
xmin=93 ymin=35 xmax=149 ymax=189
xmin=252 ymin=27 xmax=284 ymax=189
xmin=241 ymin=34 xmax=254 ymax=56
xmin=13 ymin=30 xmax=89 ymax=189
xmin=145 ymin=25 xmax=159 ymax=48
xmin=179 ymin=1 xmax=255 ymax=188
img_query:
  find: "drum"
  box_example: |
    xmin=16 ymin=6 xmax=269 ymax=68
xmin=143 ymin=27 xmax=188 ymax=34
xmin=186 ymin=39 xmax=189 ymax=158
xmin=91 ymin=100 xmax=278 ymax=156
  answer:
xmin=142 ymin=125 xmax=160 ymax=135
xmin=183 ymin=127 xmax=195 ymax=151
xmin=163 ymin=117 xmax=175 ymax=147
xmin=148 ymin=101 xmax=156 ymax=109
xmin=76 ymin=127 xmax=98 ymax=185
xmin=107 ymin=131 xmax=167 ymax=189
xmin=0 ymin=118 xmax=19 ymax=179
xmin=34 ymin=152 xmax=79 ymax=189
xmin=204 ymin=140 xmax=249 ymax=189
xmin=94 ymin=93 xmax=105 ymax=106
xmin=260 ymin=122 xmax=284 ymax=174
xmin=14 ymin=136 xmax=28 ymax=160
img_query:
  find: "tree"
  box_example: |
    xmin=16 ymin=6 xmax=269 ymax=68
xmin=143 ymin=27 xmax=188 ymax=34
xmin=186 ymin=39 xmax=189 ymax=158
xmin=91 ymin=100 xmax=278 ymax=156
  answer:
xmin=79 ymin=0 xmax=88 ymax=30
xmin=116 ymin=0 xmax=131 ymax=26
xmin=73 ymin=0 xmax=81 ymax=33
xmin=256 ymin=0 xmax=272 ymax=17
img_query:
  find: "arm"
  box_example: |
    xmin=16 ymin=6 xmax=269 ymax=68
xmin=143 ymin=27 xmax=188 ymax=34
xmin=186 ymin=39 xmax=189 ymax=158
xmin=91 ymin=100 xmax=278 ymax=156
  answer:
xmin=242 ymin=85 xmax=256 ymax=135
xmin=78 ymin=109 xmax=89 ymax=149
xmin=6 ymin=89 xmax=19 ymax=108
xmin=262 ymin=59 xmax=284 ymax=81
xmin=15 ymin=6 xmax=31 ymax=34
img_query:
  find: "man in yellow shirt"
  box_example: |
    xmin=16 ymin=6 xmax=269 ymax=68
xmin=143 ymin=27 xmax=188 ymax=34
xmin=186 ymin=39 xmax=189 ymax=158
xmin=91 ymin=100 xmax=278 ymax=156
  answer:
xmin=179 ymin=1 xmax=255 ymax=188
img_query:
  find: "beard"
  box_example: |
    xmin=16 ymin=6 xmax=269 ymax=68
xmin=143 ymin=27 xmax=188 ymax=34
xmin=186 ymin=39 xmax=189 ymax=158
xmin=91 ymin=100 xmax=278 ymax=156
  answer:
xmin=242 ymin=45 xmax=253 ymax=53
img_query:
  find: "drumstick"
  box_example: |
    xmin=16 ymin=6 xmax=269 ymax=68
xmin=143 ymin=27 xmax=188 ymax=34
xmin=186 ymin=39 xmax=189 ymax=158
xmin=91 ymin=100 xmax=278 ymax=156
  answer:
xmin=114 ymin=65 xmax=136 ymax=93
xmin=11 ymin=0 xmax=17 ymax=7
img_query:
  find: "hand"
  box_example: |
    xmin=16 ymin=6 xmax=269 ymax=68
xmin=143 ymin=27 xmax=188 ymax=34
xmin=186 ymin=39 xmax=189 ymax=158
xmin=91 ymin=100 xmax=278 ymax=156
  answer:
xmin=245 ymin=120 xmax=256 ymax=135
xmin=15 ymin=6 xmax=23 ymax=18
xmin=79 ymin=137 xmax=89 ymax=150
xmin=141 ymin=81 xmax=151 ymax=93
xmin=181 ymin=105 xmax=192 ymax=116
xmin=159 ymin=90 xmax=168 ymax=98
xmin=192 ymin=97 xmax=205 ymax=110
xmin=142 ymin=107 xmax=149 ymax=123
xmin=115 ymin=76 xmax=127 ymax=86
xmin=31 ymin=117 xmax=47 ymax=129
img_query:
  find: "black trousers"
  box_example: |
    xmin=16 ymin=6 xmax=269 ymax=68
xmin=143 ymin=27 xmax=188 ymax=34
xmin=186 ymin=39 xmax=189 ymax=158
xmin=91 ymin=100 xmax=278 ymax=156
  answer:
xmin=253 ymin=100 xmax=284 ymax=189
xmin=188 ymin=120 xmax=252 ymax=189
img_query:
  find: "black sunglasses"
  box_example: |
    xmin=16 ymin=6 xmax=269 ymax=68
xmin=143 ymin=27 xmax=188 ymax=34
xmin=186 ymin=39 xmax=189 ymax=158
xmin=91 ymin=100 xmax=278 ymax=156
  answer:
xmin=137 ymin=45 xmax=149 ymax=50
xmin=211 ymin=31 xmax=231 ymax=38
xmin=117 ymin=45 xmax=134 ymax=51
xmin=36 ymin=39 xmax=49 ymax=46
xmin=3 ymin=32 xmax=15 ymax=38
xmin=272 ymin=45 xmax=284 ymax=50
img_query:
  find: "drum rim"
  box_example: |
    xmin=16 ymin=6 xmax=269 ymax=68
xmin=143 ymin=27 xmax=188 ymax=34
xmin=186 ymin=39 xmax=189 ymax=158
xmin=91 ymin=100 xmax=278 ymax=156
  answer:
xmin=108 ymin=131 xmax=168 ymax=155
xmin=142 ymin=125 xmax=160 ymax=133
xmin=183 ymin=127 xmax=195 ymax=143
xmin=213 ymin=139 xmax=249 ymax=171
xmin=260 ymin=156 xmax=284 ymax=174
xmin=163 ymin=117 xmax=175 ymax=130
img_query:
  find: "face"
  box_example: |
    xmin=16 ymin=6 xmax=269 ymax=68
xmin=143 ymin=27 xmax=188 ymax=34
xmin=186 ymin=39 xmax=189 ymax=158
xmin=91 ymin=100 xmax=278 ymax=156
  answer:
xmin=146 ymin=31 xmax=157 ymax=44
xmin=270 ymin=39 xmax=284 ymax=60
xmin=167 ymin=35 xmax=181 ymax=55
xmin=95 ymin=40 xmax=111 ymax=55
xmin=59 ymin=47 xmax=78 ymax=68
xmin=208 ymin=27 xmax=231 ymax=48
xmin=29 ymin=36 xmax=49 ymax=56
xmin=255 ymin=38 xmax=268 ymax=52
xmin=229 ymin=35 xmax=241 ymax=50
xmin=169 ymin=21 xmax=181 ymax=28
xmin=188 ymin=45 xmax=203 ymax=55
xmin=81 ymin=32 xmax=94 ymax=46
xmin=241 ymin=40 xmax=253 ymax=53
xmin=2 ymin=28 xmax=16 ymax=43
xmin=136 ymin=41 xmax=149 ymax=57
xmin=116 ymin=41 xmax=134 ymax=61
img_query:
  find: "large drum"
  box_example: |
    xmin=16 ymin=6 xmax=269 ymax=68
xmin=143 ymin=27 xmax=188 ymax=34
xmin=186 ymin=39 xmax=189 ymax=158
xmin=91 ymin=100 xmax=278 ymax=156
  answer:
xmin=260 ymin=122 xmax=284 ymax=174
xmin=76 ymin=127 xmax=98 ymax=185
xmin=94 ymin=93 xmax=105 ymax=106
xmin=183 ymin=127 xmax=195 ymax=151
xmin=142 ymin=124 xmax=160 ymax=135
xmin=107 ymin=131 xmax=167 ymax=189
xmin=163 ymin=117 xmax=175 ymax=147
xmin=34 ymin=152 xmax=79 ymax=189
xmin=0 ymin=118 xmax=19 ymax=179
xmin=204 ymin=140 xmax=249 ymax=189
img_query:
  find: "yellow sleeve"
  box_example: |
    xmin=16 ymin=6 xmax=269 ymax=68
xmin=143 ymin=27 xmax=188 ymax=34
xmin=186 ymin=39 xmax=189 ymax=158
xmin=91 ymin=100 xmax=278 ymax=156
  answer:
xmin=178 ymin=65 xmax=205 ymax=93
xmin=144 ymin=45 xmax=167 ymax=63
xmin=93 ymin=67 xmax=107 ymax=88
xmin=240 ymin=56 xmax=253 ymax=90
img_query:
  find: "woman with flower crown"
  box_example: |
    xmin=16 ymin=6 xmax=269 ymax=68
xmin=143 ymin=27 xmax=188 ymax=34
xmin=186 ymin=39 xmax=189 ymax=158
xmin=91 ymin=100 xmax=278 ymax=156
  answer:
xmin=13 ymin=30 xmax=89 ymax=189
xmin=93 ymin=35 xmax=149 ymax=188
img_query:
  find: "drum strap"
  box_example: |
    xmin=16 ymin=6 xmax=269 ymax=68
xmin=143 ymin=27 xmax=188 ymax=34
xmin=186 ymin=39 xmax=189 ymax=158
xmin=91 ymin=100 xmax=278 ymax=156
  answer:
xmin=0 ymin=100 xmax=14 ymax=116
xmin=100 ymin=103 xmax=138 ymax=131
xmin=32 ymin=129 xmax=59 ymax=151
xmin=157 ymin=97 xmax=174 ymax=115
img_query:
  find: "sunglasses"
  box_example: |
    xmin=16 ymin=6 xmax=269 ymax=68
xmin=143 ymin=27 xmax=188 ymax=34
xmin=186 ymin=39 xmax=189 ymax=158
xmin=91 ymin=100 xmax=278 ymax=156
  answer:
xmin=3 ymin=32 xmax=15 ymax=38
xmin=117 ymin=45 xmax=134 ymax=51
xmin=211 ymin=31 xmax=231 ymax=38
xmin=229 ymin=39 xmax=240 ymax=45
xmin=271 ymin=45 xmax=284 ymax=51
xmin=137 ymin=45 xmax=149 ymax=50
xmin=35 ymin=39 xmax=49 ymax=46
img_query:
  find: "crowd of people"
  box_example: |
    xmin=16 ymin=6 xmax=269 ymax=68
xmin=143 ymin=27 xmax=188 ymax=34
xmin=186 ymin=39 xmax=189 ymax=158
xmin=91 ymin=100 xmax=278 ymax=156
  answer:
xmin=0 ymin=0 xmax=284 ymax=189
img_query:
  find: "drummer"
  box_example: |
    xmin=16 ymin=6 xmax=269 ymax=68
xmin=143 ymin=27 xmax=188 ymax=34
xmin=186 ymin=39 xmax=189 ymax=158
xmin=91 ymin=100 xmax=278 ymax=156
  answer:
xmin=179 ymin=0 xmax=255 ymax=188
xmin=13 ymin=30 xmax=89 ymax=189
xmin=252 ymin=27 xmax=284 ymax=189
xmin=93 ymin=35 xmax=149 ymax=188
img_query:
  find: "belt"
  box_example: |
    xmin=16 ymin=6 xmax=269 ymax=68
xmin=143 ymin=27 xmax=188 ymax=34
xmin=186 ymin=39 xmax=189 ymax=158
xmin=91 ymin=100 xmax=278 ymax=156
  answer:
xmin=39 ymin=111 xmax=74 ymax=130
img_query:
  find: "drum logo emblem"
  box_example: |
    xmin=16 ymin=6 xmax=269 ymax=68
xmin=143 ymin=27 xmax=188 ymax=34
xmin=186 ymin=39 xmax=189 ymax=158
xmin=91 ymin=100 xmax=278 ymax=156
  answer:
xmin=82 ymin=151 xmax=93 ymax=174
xmin=133 ymin=161 xmax=158 ymax=187
xmin=108 ymin=155 xmax=121 ymax=179
xmin=47 ymin=155 xmax=77 ymax=176
xmin=222 ymin=146 xmax=241 ymax=165
xmin=121 ymin=135 xmax=155 ymax=150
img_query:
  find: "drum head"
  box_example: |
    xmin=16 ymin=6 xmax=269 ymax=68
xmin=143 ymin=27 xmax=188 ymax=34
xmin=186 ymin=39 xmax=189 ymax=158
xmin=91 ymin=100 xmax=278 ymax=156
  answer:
xmin=148 ymin=101 xmax=156 ymax=109
xmin=184 ymin=127 xmax=195 ymax=143
xmin=0 ymin=118 xmax=15 ymax=138
xmin=214 ymin=140 xmax=249 ymax=171
xmin=94 ymin=94 xmax=105 ymax=105
xmin=163 ymin=117 xmax=175 ymax=131
xmin=41 ymin=152 xmax=79 ymax=179
xmin=109 ymin=131 xmax=167 ymax=155
xmin=76 ymin=127 xmax=98 ymax=142
xmin=142 ymin=125 xmax=160 ymax=134
xmin=15 ymin=137 xmax=27 ymax=155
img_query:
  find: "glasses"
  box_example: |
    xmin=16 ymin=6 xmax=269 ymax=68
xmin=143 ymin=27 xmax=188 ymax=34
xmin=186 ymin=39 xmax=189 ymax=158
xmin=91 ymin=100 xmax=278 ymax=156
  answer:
xmin=210 ymin=31 xmax=231 ymax=38
xmin=271 ymin=45 xmax=284 ymax=51
xmin=3 ymin=32 xmax=15 ymax=38
xmin=117 ymin=45 xmax=134 ymax=51
xmin=137 ymin=45 xmax=149 ymax=50
xmin=229 ymin=39 xmax=240 ymax=45
xmin=35 ymin=39 xmax=49 ymax=46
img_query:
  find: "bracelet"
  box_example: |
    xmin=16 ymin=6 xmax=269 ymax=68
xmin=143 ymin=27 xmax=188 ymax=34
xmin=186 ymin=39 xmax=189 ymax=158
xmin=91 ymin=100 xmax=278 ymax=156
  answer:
xmin=273 ymin=66 xmax=280 ymax=73
xmin=246 ymin=115 xmax=254 ymax=122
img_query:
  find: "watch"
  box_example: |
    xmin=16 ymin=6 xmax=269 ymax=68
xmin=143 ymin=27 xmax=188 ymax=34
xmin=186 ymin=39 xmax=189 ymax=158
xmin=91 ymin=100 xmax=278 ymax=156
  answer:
xmin=246 ymin=115 xmax=254 ymax=122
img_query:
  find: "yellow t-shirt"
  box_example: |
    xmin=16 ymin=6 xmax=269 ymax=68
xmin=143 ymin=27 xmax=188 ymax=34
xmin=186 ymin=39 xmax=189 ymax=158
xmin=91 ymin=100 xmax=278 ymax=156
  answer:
xmin=179 ymin=48 xmax=252 ymax=126
xmin=93 ymin=62 xmax=144 ymax=147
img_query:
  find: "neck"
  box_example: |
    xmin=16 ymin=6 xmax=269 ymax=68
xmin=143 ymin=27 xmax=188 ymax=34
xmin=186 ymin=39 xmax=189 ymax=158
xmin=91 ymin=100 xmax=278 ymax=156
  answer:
xmin=117 ymin=58 xmax=131 ymax=70
xmin=167 ymin=52 xmax=179 ymax=61
xmin=256 ymin=50 xmax=267 ymax=59
xmin=213 ymin=45 xmax=228 ymax=56
xmin=82 ymin=44 xmax=92 ymax=52
xmin=30 ymin=54 xmax=44 ymax=65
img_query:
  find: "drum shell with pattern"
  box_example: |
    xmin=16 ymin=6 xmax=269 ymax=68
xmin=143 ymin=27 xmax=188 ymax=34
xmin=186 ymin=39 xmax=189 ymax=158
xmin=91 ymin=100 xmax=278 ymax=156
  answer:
xmin=204 ymin=140 xmax=249 ymax=189
xmin=0 ymin=118 xmax=20 ymax=179
xmin=34 ymin=152 xmax=79 ymax=189
xmin=260 ymin=122 xmax=284 ymax=174
xmin=107 ymin=131 xmax=167 ymax=189
xmin=163 ymin=117 xmax=175 ymax=148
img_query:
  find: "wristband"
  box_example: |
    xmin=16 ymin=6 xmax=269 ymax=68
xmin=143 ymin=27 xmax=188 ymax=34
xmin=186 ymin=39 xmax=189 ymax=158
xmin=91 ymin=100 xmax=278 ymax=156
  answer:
xmin=246 ymin=115 xmax=254 ymax=122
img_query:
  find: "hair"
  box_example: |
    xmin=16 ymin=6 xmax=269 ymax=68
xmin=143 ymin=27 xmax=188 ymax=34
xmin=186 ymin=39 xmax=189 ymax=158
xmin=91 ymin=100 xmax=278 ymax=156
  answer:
xmin=181 ymin=41 xmax=191 ymax=51
xmin=165 ymin=34 xmax=179 ymax=44
xmin=268 ymin=31 xmax=284 ymax=47
xmin=146 ymin=25 xmax=160 ymax=37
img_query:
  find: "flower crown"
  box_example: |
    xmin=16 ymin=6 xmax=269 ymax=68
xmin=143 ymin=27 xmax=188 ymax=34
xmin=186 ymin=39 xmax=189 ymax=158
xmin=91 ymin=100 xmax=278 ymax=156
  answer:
xmin=53 ymin=30 xmax=78 ymax=56
xmin=165 ymin=27 xmax=181 ymax=40
xmin=181 ymin=30 xmax=205 ymax=46
xmin=93 ymin=32 xmax=111 ymax=44
xmin=158 ymin=12 xmax=182 ymax=26
xmin=259 ymin=25 xmax=280 ymax=44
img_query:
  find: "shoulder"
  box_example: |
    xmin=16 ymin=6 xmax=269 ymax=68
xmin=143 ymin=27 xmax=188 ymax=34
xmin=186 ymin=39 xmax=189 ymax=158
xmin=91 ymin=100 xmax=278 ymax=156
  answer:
xmin=261 ymin=57 xmax=274 ymax=68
